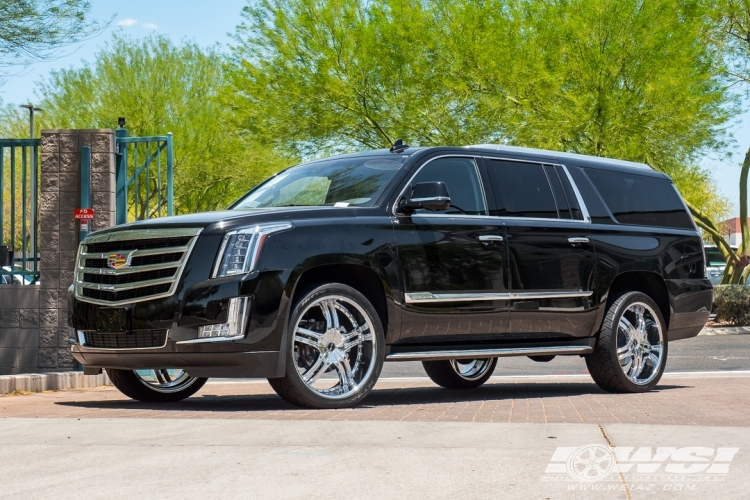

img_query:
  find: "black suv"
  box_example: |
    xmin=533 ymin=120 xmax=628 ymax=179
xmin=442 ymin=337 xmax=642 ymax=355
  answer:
xmin=69 ymin=144 xmax=712 ymax=409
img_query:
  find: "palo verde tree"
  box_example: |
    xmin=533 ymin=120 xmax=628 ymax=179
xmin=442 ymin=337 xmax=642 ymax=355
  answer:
xmin=226 ymin=0 xmax=732 ymax=220
xmin=19 ymin=34 xmax=290 ymax=214
xmin=0 ymin=0 xmax=107 ymax=82
xmin=698 ymin=0 xmax=750 ymax=284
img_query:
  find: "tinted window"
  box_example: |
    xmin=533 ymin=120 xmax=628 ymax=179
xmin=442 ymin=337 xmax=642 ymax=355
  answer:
xmin=585 ymin=168 xmax=694 ymax=229
xmin=410 ymin=157 xmax=486 ymax=215
xmin=487 ymin=160 xmax=558 ymax=219
xmin=566 ymin=166 xmax=614 ymax=224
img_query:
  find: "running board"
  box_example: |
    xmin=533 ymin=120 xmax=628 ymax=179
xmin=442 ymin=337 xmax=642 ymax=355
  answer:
xmin=385 ymin=345 xmax=593 ymax=362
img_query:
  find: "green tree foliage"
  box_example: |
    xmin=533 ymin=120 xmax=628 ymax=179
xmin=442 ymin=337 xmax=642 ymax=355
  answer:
xmin=0 ymin=0 xmax=107 ymax=78
xmin=227 ymin=0 xmax=731 ymax=219
xmin=24 ymin=34 xmax=289 ymax=213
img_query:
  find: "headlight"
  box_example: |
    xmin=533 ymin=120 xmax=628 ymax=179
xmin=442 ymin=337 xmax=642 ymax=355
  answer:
xmin=212 ymin=222 xmax=293 ymax=278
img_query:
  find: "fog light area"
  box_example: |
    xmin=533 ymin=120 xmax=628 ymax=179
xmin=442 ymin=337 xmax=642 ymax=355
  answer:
xmin=198 ymin=297 xmax=250 ymax=339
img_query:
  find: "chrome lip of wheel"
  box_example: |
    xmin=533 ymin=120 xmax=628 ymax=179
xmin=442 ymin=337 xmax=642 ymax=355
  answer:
xmin=292 ymin=295 xmax=376 ymax=400
xmin=449 ymin=358 xmax=493 ymax=381
xmin=134 ymin=369 xmax=198 ymax=394
xmin=616 ymin=302 xmax=664 ymax=386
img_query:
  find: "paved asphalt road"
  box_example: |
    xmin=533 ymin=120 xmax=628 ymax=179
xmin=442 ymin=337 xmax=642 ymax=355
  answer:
xmin=380 ymin=333 xmax=750 ymax=378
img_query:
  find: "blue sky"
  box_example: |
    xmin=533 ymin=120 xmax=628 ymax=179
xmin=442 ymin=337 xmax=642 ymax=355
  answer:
xmin=0 ymin=0 xmax=748 ymax=216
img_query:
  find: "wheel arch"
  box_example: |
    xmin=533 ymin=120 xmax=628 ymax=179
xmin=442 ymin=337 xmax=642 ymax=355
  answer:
xmin=288 ymin=262 xmax=390 ymax=337
xmin=603 ymin=271 xmax=671 ymax=329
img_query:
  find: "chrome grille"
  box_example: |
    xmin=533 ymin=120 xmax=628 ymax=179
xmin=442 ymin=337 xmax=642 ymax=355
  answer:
xmin=74 ymin=228 xmax=201 ymax=306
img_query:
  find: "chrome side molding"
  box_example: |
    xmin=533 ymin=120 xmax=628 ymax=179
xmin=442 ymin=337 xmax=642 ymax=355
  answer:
xmin=386 ymin=345 xmax=593 ymax=362
xmin=404 ymin=290 xmax=593 ymax=304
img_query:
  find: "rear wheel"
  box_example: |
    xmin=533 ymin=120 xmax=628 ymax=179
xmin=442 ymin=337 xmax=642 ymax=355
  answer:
xmin=268 ymin=283 xmax=385 ymax=409
xmin=107 ymin=368 xmax=207 ymax=403
xmin=585 ymin=291 xmax=668 ymax=393
xmin=422 ymin=358 xmax=497 ymax=389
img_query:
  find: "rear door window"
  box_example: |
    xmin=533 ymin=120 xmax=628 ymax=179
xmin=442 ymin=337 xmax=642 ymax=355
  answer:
xmin=584 ymin=168 xmax=694 ymax=229
xmin=486 ymin=160 xmax=558 ymax=219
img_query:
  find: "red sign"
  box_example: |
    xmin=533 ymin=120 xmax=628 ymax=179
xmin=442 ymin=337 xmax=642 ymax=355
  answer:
xmin=74 ymin=208 xmax=95 ymax=220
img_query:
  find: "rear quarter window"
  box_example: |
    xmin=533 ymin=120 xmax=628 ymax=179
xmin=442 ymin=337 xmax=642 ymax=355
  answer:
xmin=584 ymin=168 xmax=694 ymax=229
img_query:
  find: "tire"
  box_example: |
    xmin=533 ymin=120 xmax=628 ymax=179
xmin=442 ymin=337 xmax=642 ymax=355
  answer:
xmin=422 ymin=358 xmax=497 ymax=389
xmin=107 ymin=368 xmax=207 ymax=403
xmin=585 ymin=291 xmax=668 ymax=393
xmin=268 ymin=283 xmax=385 ymax=409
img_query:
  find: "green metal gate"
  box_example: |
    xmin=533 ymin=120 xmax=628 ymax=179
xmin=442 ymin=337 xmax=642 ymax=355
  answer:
xmin=115 ymin=126 xmax=174 ymax=225
xmin=0 ymin=138 xmax=40 ymax=284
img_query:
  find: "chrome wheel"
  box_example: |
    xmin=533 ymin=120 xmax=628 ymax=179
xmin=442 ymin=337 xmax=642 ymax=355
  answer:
xmin=292 ymin=295 xmax=377 ymax=400
xmin=449 ymin=358 xmax=495 ymax=381
xmin=616 ymin=302 xmax=664 ymax=385
xmin=134 ymin=369 xmax=199 ymax=394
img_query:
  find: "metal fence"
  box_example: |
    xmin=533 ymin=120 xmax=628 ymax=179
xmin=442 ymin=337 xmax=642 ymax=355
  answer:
xmin=0 ymin=139 xmax=40 ymax=284
xmin=115 ymin=128 xmax=174 ymax=225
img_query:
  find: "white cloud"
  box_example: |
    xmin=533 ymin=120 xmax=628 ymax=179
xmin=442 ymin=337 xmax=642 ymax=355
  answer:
xmin=117 ymin=18 xmax=138 ymax=27
xmin=142 ymin=22 xmax=158 ymax=30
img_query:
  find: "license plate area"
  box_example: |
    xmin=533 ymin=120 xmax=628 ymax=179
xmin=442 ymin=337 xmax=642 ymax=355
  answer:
xmin=96 ymin=307 xmax=131 ymax=333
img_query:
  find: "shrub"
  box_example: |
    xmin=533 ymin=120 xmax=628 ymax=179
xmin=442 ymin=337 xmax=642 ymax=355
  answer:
xmin=713 ymin=285 xmax=750 ymax=326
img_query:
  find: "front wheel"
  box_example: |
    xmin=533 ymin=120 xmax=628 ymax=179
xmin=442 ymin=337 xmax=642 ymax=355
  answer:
xmin=268 ymin=283 xmax=385 ymax=409
xmin=585 ymin=291 xmax=668 ymax=393
xmin=422 ymin=358 xmax=497 ymax=389
xmin=107 ymin=368 xmax=207 ymax=403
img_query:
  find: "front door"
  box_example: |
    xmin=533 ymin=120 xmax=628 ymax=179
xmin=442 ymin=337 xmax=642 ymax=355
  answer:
xmin=484 ymin=158 xmax=597 ymax=338
xmin=394 ymin=156 xmax=509 ymax=343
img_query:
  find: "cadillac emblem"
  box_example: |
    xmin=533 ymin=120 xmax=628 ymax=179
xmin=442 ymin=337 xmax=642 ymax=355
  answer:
xmin=107 ymin=252 xmax=134 ymax=269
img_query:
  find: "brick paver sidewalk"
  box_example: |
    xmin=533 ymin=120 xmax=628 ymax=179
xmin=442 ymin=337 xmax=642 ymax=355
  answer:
xmin=1 ymin=373 xmax=748 ymax=427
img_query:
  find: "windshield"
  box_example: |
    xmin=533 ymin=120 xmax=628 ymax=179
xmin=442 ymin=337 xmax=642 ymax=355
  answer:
xmin=705 ymin=248 xmax=727 ymax=267
xmin=233 ymin=156 xmax=404 ymax=209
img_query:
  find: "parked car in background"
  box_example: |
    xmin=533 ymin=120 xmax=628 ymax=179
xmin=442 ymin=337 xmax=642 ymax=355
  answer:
xmin=704 ymin=244 xmax=739 ymax=286
xmin=0 ymin=266 xmax=35 ymax=285
xmin=68 ymin=144 xmax=713 ymax=409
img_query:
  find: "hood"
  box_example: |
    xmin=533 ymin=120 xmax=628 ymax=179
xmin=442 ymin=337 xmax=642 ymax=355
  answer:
xmin=88 ymin=206 xmax=363 ymax=237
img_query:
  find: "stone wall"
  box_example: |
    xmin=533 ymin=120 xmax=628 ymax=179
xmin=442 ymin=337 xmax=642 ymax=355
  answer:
xmin=0 ymin=129 xmax=116 ymax=374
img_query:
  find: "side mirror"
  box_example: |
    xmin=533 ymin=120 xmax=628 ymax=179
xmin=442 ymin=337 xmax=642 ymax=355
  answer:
xmin=398 ymin=181 xmax=451 ymax=213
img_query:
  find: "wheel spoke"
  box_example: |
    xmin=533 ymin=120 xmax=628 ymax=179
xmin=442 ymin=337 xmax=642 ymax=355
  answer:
xmin=617 ymin=345 xmax=634 ymax=361
xmin=647 ymin=353 xmax=660 ymax=367
xmin=160 ymin=369 xmax=172 ymax=383
xmin=618 ymin=315 xmax=637 ymax=338
xmin=296 ymin=336 xmax=321 ymax=350
xmin=303 ymin=355 xmax=329 ymax=384
xmin=631 ymin=352 xmax=646 ymax=379
xmin=334 ymin=358 xmax=355 ymax=393
xmin=633 ymin=304 xmax=646 ymax=334
xmin=154 ymin=369 xmax=166 ymax=385
xmin=343 ymin=332 xmax=373 ymax=352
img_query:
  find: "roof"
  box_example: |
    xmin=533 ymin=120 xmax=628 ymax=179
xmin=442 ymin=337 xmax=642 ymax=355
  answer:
xmin=465 ymin=144 xmax=653 ymax=171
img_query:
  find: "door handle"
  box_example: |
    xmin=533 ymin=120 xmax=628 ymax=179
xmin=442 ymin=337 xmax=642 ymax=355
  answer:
xmin=478 ymin=235 xmax=504 ymax=243
xmin=568 ymin=237 xmax=589 ymax=246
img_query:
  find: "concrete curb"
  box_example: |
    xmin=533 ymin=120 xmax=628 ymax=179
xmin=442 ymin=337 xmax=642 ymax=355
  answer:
xmin=0 ymin=371 xmax=111 ymax=395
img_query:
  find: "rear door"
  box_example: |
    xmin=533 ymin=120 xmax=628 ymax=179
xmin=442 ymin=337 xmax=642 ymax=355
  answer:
xmin=483 ymin=158 xmax=598 ymax=338
xmin=394 ymin=155 xmax=509 ymax=343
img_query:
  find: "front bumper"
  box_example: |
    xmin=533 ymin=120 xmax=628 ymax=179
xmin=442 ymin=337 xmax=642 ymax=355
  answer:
xmin=69 ymin=268 xmax=292 ymax=378
xmin=70 ymin=346 xmax=280 ymax=378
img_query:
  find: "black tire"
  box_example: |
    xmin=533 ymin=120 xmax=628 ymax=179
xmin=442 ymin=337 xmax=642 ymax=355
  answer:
xmin=107 ymin=368 xmax=207 ymax=403
xmin=585 ymin=291 xmax=668 ymax=393
xmin=268 ymin=283 xmax=385 ymax=409
xmin=422 ymin=358 xmax=498 ymax=389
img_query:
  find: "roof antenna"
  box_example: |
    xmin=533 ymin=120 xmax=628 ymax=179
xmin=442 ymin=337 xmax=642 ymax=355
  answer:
xmin=389 ymin=138 xmax=409 ymax=153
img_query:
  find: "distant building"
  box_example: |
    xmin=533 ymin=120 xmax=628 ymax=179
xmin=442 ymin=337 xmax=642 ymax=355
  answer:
xmin=721 ymin=217 xmax=750 ymax=247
